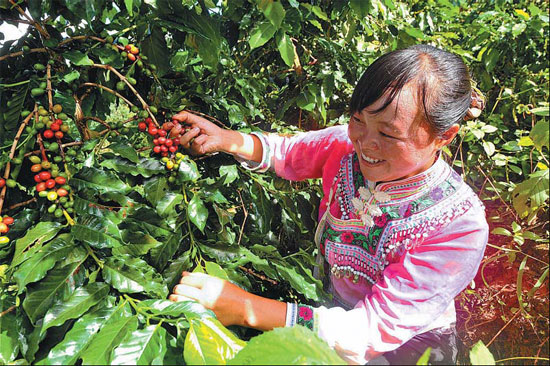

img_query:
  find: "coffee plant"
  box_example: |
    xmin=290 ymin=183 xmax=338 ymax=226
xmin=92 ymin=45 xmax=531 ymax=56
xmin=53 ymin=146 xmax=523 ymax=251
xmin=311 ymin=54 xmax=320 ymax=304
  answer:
xmin=1 ymin=0 xmax=548 ymax=364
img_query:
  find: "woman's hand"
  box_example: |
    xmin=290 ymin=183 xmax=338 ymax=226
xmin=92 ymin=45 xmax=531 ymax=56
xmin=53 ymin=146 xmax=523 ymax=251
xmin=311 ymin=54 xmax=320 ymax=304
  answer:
xmin=171 ymin=111 xmax=227 ymax=156
xmin=169 ymin=272 xmax=286 ymax=331
xmin=171 ymin=110 xmax=263 ymax=162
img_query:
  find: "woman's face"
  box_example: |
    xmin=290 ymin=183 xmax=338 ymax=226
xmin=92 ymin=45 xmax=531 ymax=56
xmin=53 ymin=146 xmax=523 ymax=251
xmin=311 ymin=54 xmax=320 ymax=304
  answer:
xmin=348 ymin=84 xmax=456 ymax=183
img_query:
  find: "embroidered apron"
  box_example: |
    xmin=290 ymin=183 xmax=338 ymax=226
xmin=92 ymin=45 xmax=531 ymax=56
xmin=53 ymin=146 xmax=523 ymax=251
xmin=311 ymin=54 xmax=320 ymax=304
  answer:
xmin=313 ymin=153 xmax=479 ymax=299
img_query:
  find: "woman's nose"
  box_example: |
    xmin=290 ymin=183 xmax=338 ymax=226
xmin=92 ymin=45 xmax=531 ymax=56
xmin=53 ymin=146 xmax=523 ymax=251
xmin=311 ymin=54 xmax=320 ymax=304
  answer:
xmin=360 ymin=131 xmax=380 ymax=150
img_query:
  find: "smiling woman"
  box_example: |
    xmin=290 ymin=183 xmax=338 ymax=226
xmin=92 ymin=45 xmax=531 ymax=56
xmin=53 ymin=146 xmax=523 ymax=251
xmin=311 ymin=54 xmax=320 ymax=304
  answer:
xmin=169 ymin=44 xmax=489 ymax=364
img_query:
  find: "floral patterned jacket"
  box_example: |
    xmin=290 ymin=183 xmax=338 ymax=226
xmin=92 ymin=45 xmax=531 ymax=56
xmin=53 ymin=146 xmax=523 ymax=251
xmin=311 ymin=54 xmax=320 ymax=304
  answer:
xmin=237 ymin=125 xmax=488 ymax=364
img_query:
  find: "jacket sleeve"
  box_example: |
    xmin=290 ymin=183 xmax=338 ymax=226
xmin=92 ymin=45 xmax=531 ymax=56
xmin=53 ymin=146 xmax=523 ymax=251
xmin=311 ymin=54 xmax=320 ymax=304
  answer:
xmin=297 ymin=203 xmax=488 ymax=364
xmin=235 ymin=125 xmax=353 ymax=181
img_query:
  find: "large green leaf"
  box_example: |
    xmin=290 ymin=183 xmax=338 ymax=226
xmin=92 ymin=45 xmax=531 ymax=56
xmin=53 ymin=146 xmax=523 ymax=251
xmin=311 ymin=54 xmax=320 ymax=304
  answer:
xmin=469 ymin=340 xmax=495 ymax=365
xmin=41 ymin=282 xmax=109 ymax=335
xmin=150 ymin=227 xmax=183 ymax=271
xmin=0 ymin=294 xmax=18 ymax=364
xmin=530 ymin=120 xmax=549 ymax=151
xmin=184 ymin=317 xmax=246 ymax=365
xmin=72 ymin=214 xmax=123 ymax=249
xmin=137 ymin=299 xmax=215 ymax=320
xmin=11 ymin=221 xmax=63 ymax=268
xmin=188 ymin=193 xmax=208 ymax=233
xmin=141 ymin=26 xmax=171 ymax=77
xmin=80 ymin=315 xmax=139 ymax=365
xmin=276 ymin=31 xmax=295 ymax=67
xmin=258 ymin=0 xmax=286 ymax=28
xmin=114 ymin=229 xmax=163 ymax=256
xmin=249 ymin=21 xmax=277 ymax=49
xmin=12 ymin=234 xmax=75 ymax=293
xmin=38 ymin=301 xmax=119 ymax=365
xmin=103 ymin=255 xmax=168 ymax=297
xmin=512 ymin=169 xmax=550 ymax=218
xmin=349 ymin=0 xmax=372 ymax=17
xmin=156 ymin=192 xmax=183 ymax=218
xmin=71 ymin=167 xmax=130 ymax=195
xmin=110 ymin=324 xmax=168 ymax=365
xmin=101 ymin=157 xmax=165 ymax=178
xmin=64 ymin=50 xmax=94 ymax=66
xmin=22 ymin=261 xmax=83 ymax=324
xmin=228 ymin=326 xmax=344 ymax=365
xmin=108 ymin=142 xmax=140 ymax=163
xmin=177 ymin=158 xmax=200 ymax=182
xmin=144 ymin=176 xmax=169 ymax=207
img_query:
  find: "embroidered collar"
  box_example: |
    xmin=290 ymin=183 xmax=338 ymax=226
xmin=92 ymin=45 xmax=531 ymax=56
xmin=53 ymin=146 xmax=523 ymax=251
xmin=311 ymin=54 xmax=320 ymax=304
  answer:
xmin=352 ymin=153 xmax=447 ymax=198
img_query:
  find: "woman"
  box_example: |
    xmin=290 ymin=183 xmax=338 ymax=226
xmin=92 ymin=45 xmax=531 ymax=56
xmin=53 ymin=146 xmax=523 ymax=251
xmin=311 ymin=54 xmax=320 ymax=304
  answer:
xmin=168 ymin=44 xmax=488 ymax=364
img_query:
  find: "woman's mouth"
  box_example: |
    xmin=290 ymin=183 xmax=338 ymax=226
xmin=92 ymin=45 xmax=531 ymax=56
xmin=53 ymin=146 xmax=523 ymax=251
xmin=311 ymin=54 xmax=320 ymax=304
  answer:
xmin=361 ymin=152 xmax=383 ymax=164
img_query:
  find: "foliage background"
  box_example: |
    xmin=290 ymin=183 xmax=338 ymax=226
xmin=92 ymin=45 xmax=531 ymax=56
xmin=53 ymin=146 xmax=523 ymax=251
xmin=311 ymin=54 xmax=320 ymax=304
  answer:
xmin=0 ymin=0 xmax=548 ymax=364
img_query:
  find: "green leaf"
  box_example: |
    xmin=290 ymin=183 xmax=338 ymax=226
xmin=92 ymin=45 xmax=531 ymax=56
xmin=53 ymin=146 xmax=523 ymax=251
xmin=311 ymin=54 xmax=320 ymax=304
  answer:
xmin=141 ymin=26 xmax=171 ymax=77
xmin=109 ymin=142 xmax=140 ymax=163
xmin=204 ymin=261 xmax=230 ymax=280
xmin=101 ymin=157 xmax=166 ymax=178
xmin=511 ymin=22 xmax=527 ymax=37
xmin=103 ymin=255 xmax=168 ymax=298
xmin=258 ymin=0 xmax=286 ymax=28
xmin=23 ymin=261 xmax=82 ymax=324
xmin=188 ymin=193 xmax=208 ymax=233
xmin=276 ymin=31 xmax=295 ymax=67
xmin=404 ymin=26 xmax=425 ymax=39
xmin=349 ymin=0 xmax=371 ymax=17
xmin=469 ymin=340 xmax=495 ymax=365
xmin=144 ymin=176 xmax=169 ymax=207
xmin=249 ymin=22 xmax=277 ymax=49
xmin=482 ymin=140 xmax=495 ymax=156
xmin=0 ymin=294 xmax=18 ymax=364
xmin=114 ymin=230 xmax=163 ymax=256
xmin=157 ymin=192 xmax=183 ymax=218
xmin=137 ymin=299 xmax=215 ymax=320
xmin=530 ymin=120 xmax=549 ymax=150
xmin=491 ymin=227 xmax=512 ymax=236
xmin=62 ymin=70 xmax=81 ymax=83
xmin=512 ymin=170 xmax=550 ymax=218
xmin=72 ymin=167 xmax=130 ymax=195
xmin=12 ymin=234 xmax=74 ymax=292
xmin=111 ymin=324 xmax=167 ymax=365
xmin=64 ymin=50 xmax=94 ymax=66
xmin=184 ymin=317 xmax=246 ymax=365
xmin=274 ymin=262 xmax=320 ymax=301
xmin=228 ymin=326 xmax=343 ymax=365
xmin=41 ymin=282 xmax=109 ymax=335
xmin=124 ymin=0 xmax=134 ymax=16
xmin=150 ymin=228 xmax=183 ymax=271
xmin=416 ymin=347 xmax=432 ymax=365
xmin=72 ymin=214 xmax=122 ymax=249
xmin=177 ymin=158 xmax=200 ymax=182
xmin=80 ymin=315 xmax=139 ymax=365
xmin=530 ymin=107 xmax=550 ymax=117
xmin=38 ymin=301 xmax=118 ymax=365
xmin=0 ymin=332 xmax=18 ymax=364
xmin=11 ymin=221 xmax=63 ymax=268
xmin=219 ymin=165 xmax=239 ymax=185
xmin=171 ymin=51 xmax=189 ymax=71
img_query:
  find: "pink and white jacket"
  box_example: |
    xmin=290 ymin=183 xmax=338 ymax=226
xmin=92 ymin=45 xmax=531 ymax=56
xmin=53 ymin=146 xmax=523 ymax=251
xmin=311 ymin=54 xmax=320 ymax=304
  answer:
xmin=237 ymin=125 xmax=488 ymax=364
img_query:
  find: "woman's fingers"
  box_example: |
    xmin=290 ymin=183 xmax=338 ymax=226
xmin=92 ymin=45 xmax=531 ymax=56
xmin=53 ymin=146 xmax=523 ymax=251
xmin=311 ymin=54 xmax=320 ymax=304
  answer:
xmin=173 ymin=284 xmax=202 ymax=300
xmin=168 ymin=294 xmax=195 ymax=302
xmin=179 ymin=127 xmax=201 ymax=148
xmin=179 ymin=272 xmax=209 ymax=288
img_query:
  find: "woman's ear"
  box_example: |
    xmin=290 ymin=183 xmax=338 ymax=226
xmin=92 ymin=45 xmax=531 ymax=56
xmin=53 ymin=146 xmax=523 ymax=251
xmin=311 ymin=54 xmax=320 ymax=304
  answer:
xmin=436 ymin=124 xmax=460 ymax=149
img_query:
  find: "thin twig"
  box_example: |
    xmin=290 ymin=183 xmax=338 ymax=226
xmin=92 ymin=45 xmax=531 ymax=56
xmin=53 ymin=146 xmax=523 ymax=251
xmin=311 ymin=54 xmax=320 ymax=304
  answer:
xmin=238 ymin=266 xmax=278 ymax=285
xmin=58 ymin=35 xmax=105 ymax=47
xmin=0 ymin=106 xmax=36 ymax=213
xmin=182 ymin=109 xmax=227 ymax=129
xmin=83 ymin=116 xmax=119 ymax=135
xmin=2 ymin=198 xmax=37 ymax=213
xmin=80 ymin=82 xmax=135 ymax=107
xmin=0 ymin=47 xmax=48 ymax=62
xmin=486 ymin=309 xmax=521 ymax=347
xmin=46 ymin=64 xmax=53 ymax=112
xmin=8 ymin=0 xmax=49 ymax=39
xmin=0 ymin=306 xmax=16 ymax=317
xmin=236 ymin=189 xmax=248 ymax=247
xmin=476 ymin=166 xmax=519 ymax=222
xmin=24 ymin=141 xmax=83 ymax=157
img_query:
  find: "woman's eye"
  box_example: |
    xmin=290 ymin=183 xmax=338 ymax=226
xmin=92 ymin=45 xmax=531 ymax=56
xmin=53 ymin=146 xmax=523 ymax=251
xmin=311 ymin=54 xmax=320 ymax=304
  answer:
xmin=381 ymin=131 xmax=396 ymax=139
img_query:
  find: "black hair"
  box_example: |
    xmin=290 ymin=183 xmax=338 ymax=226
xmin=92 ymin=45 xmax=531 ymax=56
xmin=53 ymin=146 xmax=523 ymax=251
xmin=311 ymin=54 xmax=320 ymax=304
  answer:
xmin=349 ymin=44 xmax=472 ymax=136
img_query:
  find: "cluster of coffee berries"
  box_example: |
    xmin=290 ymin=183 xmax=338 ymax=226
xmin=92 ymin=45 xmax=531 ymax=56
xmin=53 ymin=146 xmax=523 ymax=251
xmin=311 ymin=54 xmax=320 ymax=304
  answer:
xmin=123 ymin=44 xmax=140 ymax=61
xmin=138 ymin=118 xmax=185 ymax=157
xmin=0 ymin=216 xmax=14 ymax=244
xmin=29 ymin=155 xmax=71 ymax=201
xmin=38 ymin=104 xmax=69 ymax=141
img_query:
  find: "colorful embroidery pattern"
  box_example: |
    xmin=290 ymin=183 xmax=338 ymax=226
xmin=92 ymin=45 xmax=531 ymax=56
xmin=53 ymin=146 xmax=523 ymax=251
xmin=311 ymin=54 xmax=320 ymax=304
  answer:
xmin=319 ymin=153 xmax=484 ymax=285
xmin=296 ymin=305 xmax=315 ymax=330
